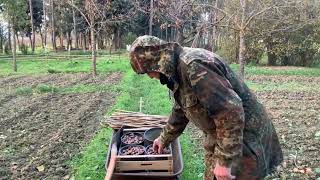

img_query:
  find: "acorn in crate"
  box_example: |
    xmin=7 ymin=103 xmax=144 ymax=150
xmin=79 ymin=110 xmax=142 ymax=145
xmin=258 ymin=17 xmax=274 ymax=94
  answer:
xmin=119 ymin=145 xmax=145 ymax=155
xmin=121 ymin=132 xmax=143 ymax=145
xmin=146 ymin=145 xmax=170 ymax=155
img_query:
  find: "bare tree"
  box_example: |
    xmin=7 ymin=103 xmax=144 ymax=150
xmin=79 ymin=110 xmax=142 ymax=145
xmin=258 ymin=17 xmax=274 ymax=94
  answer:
xmin=67 ymin=0 xmax=137 ymax=76
xmin=149 ymin=0 xmax=154 ymax=35
xmin=50 ymin=0 xmax=57 ymax=52
xmin=29 ymin=0 xmax=36 ymax=53
xmin=211 ymin=0 xmax=220 ymax=52
xmin=72 ymin=0 xmax=78 ymax=49
xmin=43 ymin=0 xmax=47 ymax=49
xmin=11 ymin=23 xmax=17 ymax=72
xmin=199 ymin=0 xmax=275 ymax=79
xmin=85 ymin=0 xmax=97 ymax=76
xmin=157 ymin=0 xmax=199 ymax=44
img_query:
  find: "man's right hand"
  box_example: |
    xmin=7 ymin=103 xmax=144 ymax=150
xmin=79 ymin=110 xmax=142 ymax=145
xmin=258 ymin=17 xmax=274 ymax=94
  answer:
xmin=213 ymin=162 xmax=235 ymax=180
xmin=152 ymin=137 xmax=164 ymax=154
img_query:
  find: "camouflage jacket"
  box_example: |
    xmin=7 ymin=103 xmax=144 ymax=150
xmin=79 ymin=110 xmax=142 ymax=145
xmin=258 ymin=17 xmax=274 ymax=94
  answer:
xmin=129 ymin=36 xmax=283 ymax=178
xmin=158 ymin=47 xmax=283 ymax=177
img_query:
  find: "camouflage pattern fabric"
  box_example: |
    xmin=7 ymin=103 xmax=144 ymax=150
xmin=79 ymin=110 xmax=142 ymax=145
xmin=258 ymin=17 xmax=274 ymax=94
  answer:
xmin=130 ymin=36 xmax=283 ymax=179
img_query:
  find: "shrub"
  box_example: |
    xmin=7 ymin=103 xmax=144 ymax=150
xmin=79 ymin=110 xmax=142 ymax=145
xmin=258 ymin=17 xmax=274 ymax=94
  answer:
xmin=20 ymin=44 xmax=28 ymax=55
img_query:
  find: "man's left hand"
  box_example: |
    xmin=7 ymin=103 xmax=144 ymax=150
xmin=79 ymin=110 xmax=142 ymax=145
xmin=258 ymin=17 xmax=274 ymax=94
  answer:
xmin=213 ymin=162 xmax=235 ymax=180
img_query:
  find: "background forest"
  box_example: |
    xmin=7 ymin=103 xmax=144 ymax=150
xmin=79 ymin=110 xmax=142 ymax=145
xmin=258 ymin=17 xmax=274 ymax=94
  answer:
xmin=0 ymin=0 xmax=319 ymax=76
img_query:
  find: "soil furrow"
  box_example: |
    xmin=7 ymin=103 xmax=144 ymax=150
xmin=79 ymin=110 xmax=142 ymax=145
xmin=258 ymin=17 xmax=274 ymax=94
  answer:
xmin=0 ymin=73 xmax=121 ymax=180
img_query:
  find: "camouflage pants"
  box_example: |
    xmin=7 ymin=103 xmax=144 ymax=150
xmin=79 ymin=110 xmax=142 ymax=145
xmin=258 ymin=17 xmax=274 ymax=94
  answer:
xmin=204 ymin=151 xmax=215 ymax=180
xmin=203 ymin=133 xmax=216 ymax=180
xmin=203 ymin=134 xmax=260 ymax=180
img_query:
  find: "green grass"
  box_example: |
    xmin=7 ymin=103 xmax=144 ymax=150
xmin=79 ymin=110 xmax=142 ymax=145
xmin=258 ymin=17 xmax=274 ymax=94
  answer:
xmin=16 ymin=87 xmax=33 ymax=95
xmin=180 ymin=133 xmax=205 ymax=179
xmin=14 ymin=84 xmax=119 ymax=95
xmin=35 ymin=84 xmax=59 ymax=93
xmin=230 ymin=64 xmax=320 ymax=76
xmin=1 ymin=57 xmax=319 ymax=76
xmin=0 ymin=56 xmax=128 ymax=76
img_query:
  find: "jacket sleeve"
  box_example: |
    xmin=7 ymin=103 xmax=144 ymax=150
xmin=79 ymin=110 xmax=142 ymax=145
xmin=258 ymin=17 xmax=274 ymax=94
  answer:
xmin=159 ymin=102 xmax=189 ymax=147
xmin=187 ymin=60 xmax=245 ymax=167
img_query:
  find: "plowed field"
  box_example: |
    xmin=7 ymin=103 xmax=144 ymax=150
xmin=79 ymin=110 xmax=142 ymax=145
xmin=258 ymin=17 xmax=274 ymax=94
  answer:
xmin=0 ymin=73 xmax=121 ymax=179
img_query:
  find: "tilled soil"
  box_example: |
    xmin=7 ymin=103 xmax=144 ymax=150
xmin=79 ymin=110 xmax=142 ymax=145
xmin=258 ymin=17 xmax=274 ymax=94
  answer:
xmin=247 ymin=75 xmax=320 ymax=85
xmin=187 ymin=75 xmax=320 ymax=179
xmin=258 ymin=91 xmax=319 ymax=179
xmin=0 ymin=73 xmax=122 ymax=180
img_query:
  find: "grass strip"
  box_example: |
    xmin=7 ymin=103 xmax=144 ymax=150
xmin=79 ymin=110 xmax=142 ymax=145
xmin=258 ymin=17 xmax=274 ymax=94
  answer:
xmin=1 ymin=58 xmax=319 ymax=76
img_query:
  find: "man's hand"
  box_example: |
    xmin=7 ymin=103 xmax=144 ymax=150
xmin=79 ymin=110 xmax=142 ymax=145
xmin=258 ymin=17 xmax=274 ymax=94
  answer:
xmin=152 ymin=137 xmax=164 ymax=154
xmin=213 ymin=162 xmax=235 ymax=180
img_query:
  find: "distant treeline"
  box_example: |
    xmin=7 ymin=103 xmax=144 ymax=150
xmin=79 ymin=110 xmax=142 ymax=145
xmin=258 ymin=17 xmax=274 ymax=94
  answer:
xmin=0 ymin=0 xmax=319 ymax=75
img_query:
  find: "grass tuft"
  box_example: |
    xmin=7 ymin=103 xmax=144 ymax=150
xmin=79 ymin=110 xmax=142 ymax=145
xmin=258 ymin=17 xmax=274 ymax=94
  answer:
xmin=16 ymin=87 xmax=33 ymax=95
xmin=35 ymin=84 xmax=59 ymax=93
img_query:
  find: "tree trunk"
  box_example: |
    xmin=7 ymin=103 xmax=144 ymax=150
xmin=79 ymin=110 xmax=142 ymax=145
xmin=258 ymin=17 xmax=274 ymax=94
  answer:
xmin=170 ymin=27 xmax=174 ymax=42
xmin=176 ymin=27 xmax=184 ymax=45
xmin=8 ymin=24 xmax=12 ymax=50
xmin=0 ymin=29 xmax=2 ymax=52
xmin=69 ymin=31 xmax=72 ymax=49
xmin=79 ymin=32 xmax=83 ymax=49
xmin=165 ymin=25 xmax=168 ymax=41
xmin=83 ymin=33 xmax=87 ymax=51
xmin=109 ymin=37 xmax=112 ymax=54
xmin=11 ymin=25 xmax=17 ymax=72
xmin=40 ymin=29 xmax=44 ymax=49
xmin=60 ymin=34 xmax=64 ymax=48
xmin=29 ymin=35 xmax=32 ymax=49
xmin=59 ymin=2 xmax=64 ymax=50
xmin=90 ymin=26 xmax=97 ymax=76
xmin=51 ymin=0 xmax=57 ymax=52
xmin=43 ymin=0 xmax=47 ymax=49
xmin=112 ymin=29 xmax=118 ymax=50
xmin=21 ymin=34 xmax=24 ymax=45
xmin=16 ymin=32 xmax=20 ymax=50
xmin=212 ymin=0 xmax=219 ymax=52
xmin=266 ymin=42 xmax=276 ymax=66
xmin=117 ymin=29 xmax=121 ymax=49
xmin=66 ymin=32 xmax=70 ymax=51
xmin=87 ymin=33 xmax=90 ymax=50
xmin=238 ymin=30 xmax=246 ymax=79
xmin=72 ymin=0 xmax=78 ymax=49
xmin=267 ymin=52 xmax=276 ymax=66
xmin=149 ymin=0 xmax=154 ymax=35
xmin=29 ymin=0 xmax=35 ymax=53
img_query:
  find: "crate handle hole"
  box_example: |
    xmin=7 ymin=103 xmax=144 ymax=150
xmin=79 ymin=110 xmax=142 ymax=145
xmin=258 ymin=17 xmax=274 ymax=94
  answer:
xmin=140 ymin=163 xmax=152 ymax=166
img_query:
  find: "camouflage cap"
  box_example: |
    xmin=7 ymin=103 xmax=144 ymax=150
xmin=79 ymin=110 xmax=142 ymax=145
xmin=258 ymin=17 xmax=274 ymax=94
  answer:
xmin=129 ymin=35 xmax=167 ymax=74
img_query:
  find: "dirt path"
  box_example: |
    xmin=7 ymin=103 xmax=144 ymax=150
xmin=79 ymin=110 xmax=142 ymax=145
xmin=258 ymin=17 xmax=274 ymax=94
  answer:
xmin=0 ymin=73 xmax=122 ymax=180
xmin=187 ymin=75 xmax=320 ymax=179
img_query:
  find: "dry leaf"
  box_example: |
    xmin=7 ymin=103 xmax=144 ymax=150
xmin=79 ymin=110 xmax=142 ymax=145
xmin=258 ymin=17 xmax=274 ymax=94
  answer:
xmin=293 ymin=167 xmax=313 ymax=174
xmin=36 ymin=165 xmax=45 ymax=172
xmin=305 ymin=168 xmax=312 ymax=174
